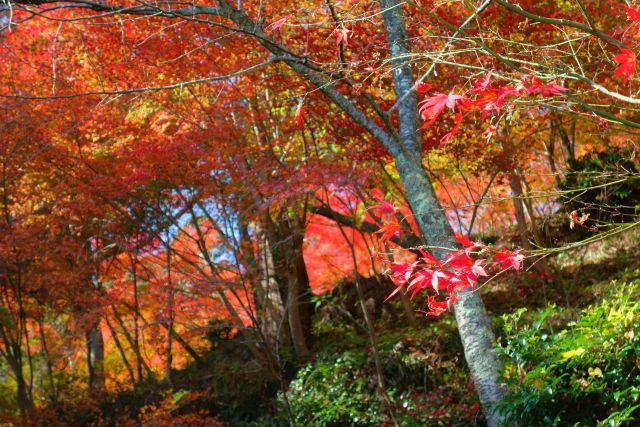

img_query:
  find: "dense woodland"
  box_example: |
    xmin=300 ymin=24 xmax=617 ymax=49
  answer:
xmin=0 ymin=0 xmax=639 ymax=425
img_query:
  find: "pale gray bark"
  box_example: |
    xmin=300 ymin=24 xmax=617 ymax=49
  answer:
xmin=378 ymin=2 xmax=506 ymax=425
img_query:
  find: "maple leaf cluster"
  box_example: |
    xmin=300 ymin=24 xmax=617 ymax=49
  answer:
xmin=384 ymin=234 xmax=524 ymax=316
xmin=419 ymin=74 xmax=568 ymax=142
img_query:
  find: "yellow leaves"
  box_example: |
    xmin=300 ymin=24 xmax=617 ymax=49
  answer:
xmin=503 ymin=364 xmax=516 ymax=379
xmin=588 ymin=367 xmax=603 ymax=378
xmin=561 ymin=347 xmax=585 ymax=360
xmin=531 ymin=378 xmax=544 ymax=391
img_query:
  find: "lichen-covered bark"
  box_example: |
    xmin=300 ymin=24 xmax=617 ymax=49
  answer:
xmin=379 ymin=2 xmax=506 ymax=424
xmin=395 ymin=156 xmax=506 ymax=426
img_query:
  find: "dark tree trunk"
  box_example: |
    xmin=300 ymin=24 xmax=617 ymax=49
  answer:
xmin=264 ymin=210 xmax=313 ymax=358
xmin=86 ymin=320 xmax=106 ymax=394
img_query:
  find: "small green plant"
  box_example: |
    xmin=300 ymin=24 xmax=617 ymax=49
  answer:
xmin=495 ymin=280 xmax=640 ymax=426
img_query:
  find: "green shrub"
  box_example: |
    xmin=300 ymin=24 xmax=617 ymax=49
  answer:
xmin=495 ymin=280 xmax=640 ymax=426
xmin=282 ymin=350 xmax=383 ymax=427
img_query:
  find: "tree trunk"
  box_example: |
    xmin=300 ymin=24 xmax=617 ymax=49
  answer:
xmin=86 ymin=320 xmax=106 ymax=394
xmin=395 ymin=156 xmax=506 ymax=425
xmin=104 ymin=316 xmax=136 ymax=385
xmin=5 ymin=347 xmax=34 ymax=415
xmin=165 ymin=246 xmax=174 ymax=385
xmin=377 ymin=3 xmax=506 ymax=423
xmin=286 ymin=235 xmax=311 ymax=357
xmin=242 ymin=220 xmax=285 ymax=350
xmin=15 ymin=369 xmax=33 ymax=415
xmin=264 ymin=211 xmax=313 ymax=358
xmin=112 ymin=307 xmax=156 ymax=374
xmin=130 ymin=252 xmax=143 ymax=383
xmin=508 ymin=171 xmax=534 ymax=251
xmin=38 ymin=320 xmax=57 ymax=406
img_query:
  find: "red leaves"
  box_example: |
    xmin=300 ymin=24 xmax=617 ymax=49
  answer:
xmin=268 ymin=13 xmax=294 ymax=32
xmin=422 ymin=295 xmax=457 ymax=316
xmin=371 ymin=199 xmax=397 ymax=216
xmin=332 ymin=28 xmax=352 ymax=45
xmin=384 ymin=235 xmax=524 ymax=316
xmin=527 ymin=77 xmax=568 ymax=97
xmin=420 ymin=74 xmax=567 ymax=142
xmin=294 ymin=99 xmax=305 ymax=127
xmin=375 ymin=221 xmax=401 ymax=243
xmin=493 ymin=248 xmax=524 ymax=272
xmin=415 ymin=81 xmax=432 ymax=93
xmin=613 ymin=48 xmax=637 ymax=84
xmin=625 ymin=5 xmax=640 ymax=24
xmin=419 ymin=91 xmax=466 ymax=126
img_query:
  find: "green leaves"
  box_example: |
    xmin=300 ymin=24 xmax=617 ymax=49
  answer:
xmin=496 ymin=280 xmax=640 ymax=426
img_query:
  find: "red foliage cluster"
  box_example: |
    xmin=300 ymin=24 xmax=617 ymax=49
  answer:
xmin=385 ymin=234 xmax=524 ymax=316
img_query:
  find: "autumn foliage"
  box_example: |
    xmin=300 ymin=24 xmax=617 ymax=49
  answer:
xmin=0 ymin=0 xmax=639 ymax=425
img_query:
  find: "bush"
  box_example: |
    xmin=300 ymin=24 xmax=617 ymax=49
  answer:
xmin=278 ymin=326 xmax=483 ymax=427
xmin=495 ymin=280 xmax=640 ymax=426
xmin=282 ymin=350 xmax=383 ymax=427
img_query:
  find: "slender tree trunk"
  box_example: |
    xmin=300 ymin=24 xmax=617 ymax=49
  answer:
xmin=395 ymin=157 xmax=506 ymax=425
xmin=111 ymin=307 xmax=155 ymax=375
xmin=132 ymin=256 xmax=143 ymax=383
xmin=104 ymin=316 xmax=136 ymax=385
xmin=38 ymin=320 xmax=57 ymax=406
xmin=15 ymin=368 xmax=33 ymax=415
xmin=86 ymin=320 xmax=105 ymax=394
xmin=378 ymin=2 xmax=506 ymax=423
xmin=165 ymin=245 xmax=174 ymax=385
xmin=264 ymin=212 xmax=313 ymax=358
xmin=286 ymin=234 xmax=311 ymax=357
xmin=5 ymin=346 xmax=34 ymax=415
xmin=242 ymin=221 xmax=285 ymax=350
xmin=508 ymin=171 xmax=534 ymax=251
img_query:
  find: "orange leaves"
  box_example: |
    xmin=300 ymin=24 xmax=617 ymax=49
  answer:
xmin=613 ymin=48 xmax=637 ymax=84
xmin=568 ymin=210 xmax=590 ymax=230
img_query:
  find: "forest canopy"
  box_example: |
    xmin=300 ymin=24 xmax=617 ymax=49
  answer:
xmin=0 ymin=0 xmax=639 ymax=426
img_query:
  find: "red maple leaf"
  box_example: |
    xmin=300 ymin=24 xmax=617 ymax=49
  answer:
xmin=294 ymin=100 xmax=305 ymax=127
xmin=419 ymin=91 xmax=465 ymax=126
xmin=375 ymin=221 xmax=401 ymax=243
xmin=442 ymin=112 xmax=463 ymax=142
xmin=421 ymin=295 xmax=457 ymax=316
xmin=613 ymin=48 xmax=637 ymax=84
xmin=625 ymin=5 xmax=640 ymax=23
xmin=333 ymin=28 xmax=352 ymax=45
xmin=370 ymin=198 xmax=397 ymax=216
xmin=415 ymin=81 xmax=432 ymax=93
xmin=268 ymin=13 xmax=294 ymax=32
xmin=493 ymin=248 xmax=525 ymax=272
xmin=528 ymin=77 xmax=568 ymax=97
xmin=471 ymin=71 xmax=493 ymax=92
